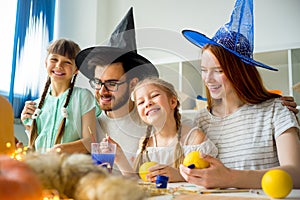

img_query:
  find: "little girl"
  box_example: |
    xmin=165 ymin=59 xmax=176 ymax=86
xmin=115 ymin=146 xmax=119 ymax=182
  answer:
xmin=107 ymin=77 xmax=217 ymax=182
xmin=21 ymin=39 xmax=97 ymax=153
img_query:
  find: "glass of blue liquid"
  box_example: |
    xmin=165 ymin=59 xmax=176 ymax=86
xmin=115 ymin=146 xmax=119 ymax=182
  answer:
xmin=91 ymin=142 xmax=116 ymax=173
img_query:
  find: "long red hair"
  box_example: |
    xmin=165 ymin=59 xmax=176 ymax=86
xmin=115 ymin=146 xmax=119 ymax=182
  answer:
xmin=202 ymin=44 xmax=281 ymax=111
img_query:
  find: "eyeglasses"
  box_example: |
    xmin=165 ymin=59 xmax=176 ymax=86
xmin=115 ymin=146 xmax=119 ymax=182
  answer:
xmin=89 ymin=79 xmax=127 ymax=92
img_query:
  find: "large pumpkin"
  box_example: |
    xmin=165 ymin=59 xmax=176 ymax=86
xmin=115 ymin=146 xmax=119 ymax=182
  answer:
xmin=0 ymin=155 xmax=43 ymax=200
xmin=0 ymin=95 xmax=15 ymax=155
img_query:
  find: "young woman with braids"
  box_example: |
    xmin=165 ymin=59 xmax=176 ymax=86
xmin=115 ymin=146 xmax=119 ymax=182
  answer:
xmin=20 ymin=39 xmax=98 ymax=154
xmin=105 ymin=77 xmax=217 ymax=182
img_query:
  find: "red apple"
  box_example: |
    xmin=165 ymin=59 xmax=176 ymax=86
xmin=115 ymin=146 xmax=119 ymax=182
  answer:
xmin=0 ymin=155 xmax=43 ymax=200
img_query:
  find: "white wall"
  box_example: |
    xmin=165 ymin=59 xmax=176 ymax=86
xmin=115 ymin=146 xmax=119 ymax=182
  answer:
xmin=54 ymin=0 xmax=300 ymax=88
xmin=56 ymin=0 xmax=300 ymax=52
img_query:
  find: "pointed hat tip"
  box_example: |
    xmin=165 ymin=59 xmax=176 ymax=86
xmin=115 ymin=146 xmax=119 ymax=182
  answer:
xmin=108 ymin=6 xmax=137 ymax=52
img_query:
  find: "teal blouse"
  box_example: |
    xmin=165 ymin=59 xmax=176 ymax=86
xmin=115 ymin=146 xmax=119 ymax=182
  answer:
xmin=24 ymin=87 xmax=96 ymax=152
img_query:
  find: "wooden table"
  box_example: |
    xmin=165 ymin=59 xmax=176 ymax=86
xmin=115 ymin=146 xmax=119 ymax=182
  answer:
xmin=146 ymin=182 xmax=300 ymax=200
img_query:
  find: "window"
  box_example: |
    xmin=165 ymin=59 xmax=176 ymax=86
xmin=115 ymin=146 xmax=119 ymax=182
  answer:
xmin=0 ymin=1 xmax=17 ymax=94
xmin=0 ymin=0 xmax=56 ymax=118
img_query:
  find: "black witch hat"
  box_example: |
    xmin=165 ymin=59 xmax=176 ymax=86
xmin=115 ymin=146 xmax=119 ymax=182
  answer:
xmin=76 ymin=7 xmax=159 ymax=80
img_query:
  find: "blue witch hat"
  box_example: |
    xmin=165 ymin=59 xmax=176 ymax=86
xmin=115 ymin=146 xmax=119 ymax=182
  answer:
xmin=182 ymin=0 xmax=277 ymax=71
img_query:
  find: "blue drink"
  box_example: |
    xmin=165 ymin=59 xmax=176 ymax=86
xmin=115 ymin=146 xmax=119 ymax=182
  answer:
xmin=92 ymin=153 xmax=115 ymax=168
xmin=91 ymin=142 xmax=116 ymax=173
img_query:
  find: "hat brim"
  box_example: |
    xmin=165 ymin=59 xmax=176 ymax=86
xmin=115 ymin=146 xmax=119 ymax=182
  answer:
xmin=76 ymin=46 xmax=159 ymax=80
xmin=182 ymin=30 xmax=278 ymax=71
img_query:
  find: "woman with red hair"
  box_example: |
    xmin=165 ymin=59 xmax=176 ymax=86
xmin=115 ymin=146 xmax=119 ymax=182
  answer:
xmin=179 ymin=0 xmax=300 ymax=189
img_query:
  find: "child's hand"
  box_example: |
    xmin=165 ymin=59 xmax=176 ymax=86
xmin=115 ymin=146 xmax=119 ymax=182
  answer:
xmin=21 ymin=101 xmax=37 ymax=123
xmin=15 ymin=137 xmax=24 ymax=149
xmin=49 ymin=144 xmax=65 ymax=153
xmin=147 ymin=164 xmax=184 ymax=182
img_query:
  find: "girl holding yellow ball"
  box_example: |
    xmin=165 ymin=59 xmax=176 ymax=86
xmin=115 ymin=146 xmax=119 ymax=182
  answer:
xmin=105 ymin=77 xmax=218 ymax=182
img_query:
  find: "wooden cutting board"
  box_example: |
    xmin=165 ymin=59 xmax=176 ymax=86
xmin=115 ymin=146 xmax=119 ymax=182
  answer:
xmin=0 ymin=95 xmax=15 ymax=155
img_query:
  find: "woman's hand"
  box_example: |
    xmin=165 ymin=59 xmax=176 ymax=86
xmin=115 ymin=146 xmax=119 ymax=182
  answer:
xmin=179 ymin=154 xmax=232 ymax=189
xmin=147 ymin=164 xmax=184 ymax=182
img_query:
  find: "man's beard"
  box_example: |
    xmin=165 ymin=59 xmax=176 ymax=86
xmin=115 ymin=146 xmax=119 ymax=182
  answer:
xmin=96 ymin=87 xmax=130 ymax=112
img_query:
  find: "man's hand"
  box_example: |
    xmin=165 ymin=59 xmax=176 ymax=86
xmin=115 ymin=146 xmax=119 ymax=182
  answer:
xmin=281 ymin=96 xmax=299 ymax=115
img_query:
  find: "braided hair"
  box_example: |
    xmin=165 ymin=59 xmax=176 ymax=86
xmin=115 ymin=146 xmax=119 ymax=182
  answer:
xmin=133 ymin=125 xmax=152 ymax=172
xmin=28 ymin=39 xmax=81 ymax=149
xmin=132 ymin=77 xmax=184 ymax=170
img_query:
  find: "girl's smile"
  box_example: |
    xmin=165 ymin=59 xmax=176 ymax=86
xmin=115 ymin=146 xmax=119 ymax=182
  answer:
xmin=146 ymin=107 xmax=161 ymax=116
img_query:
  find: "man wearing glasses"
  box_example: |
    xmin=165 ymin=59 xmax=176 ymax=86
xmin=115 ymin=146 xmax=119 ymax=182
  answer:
xmin=75 ymin=8 xmax=159 ymax=171
xmin=76 ymin=48 xmax=158 ymax=171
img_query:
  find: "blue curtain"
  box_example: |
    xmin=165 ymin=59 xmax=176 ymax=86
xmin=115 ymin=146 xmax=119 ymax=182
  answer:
xmin=9 ymin=0 xmax=56 ymax=118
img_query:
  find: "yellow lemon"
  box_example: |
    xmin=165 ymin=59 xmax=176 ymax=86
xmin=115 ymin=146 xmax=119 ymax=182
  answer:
xmin=261 ymin=169 xmax=293 ymax=199
xmin=183 ymin=151 xmax=209 ymax=169
xmin=138 ymin=161 xmax=157 ymax=182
